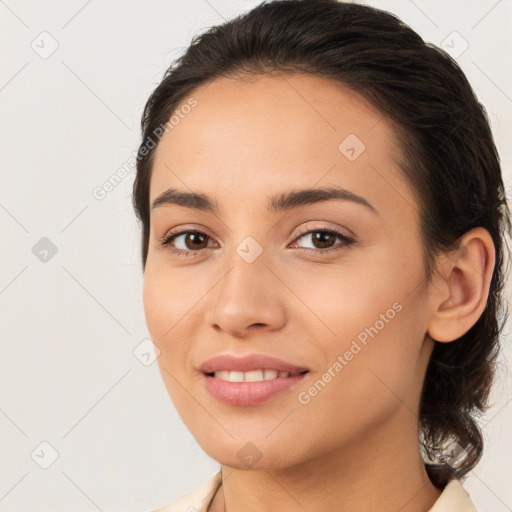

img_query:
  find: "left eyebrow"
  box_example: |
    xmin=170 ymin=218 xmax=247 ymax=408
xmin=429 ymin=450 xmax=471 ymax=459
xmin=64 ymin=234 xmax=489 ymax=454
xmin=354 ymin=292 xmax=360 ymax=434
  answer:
xmin=150 ymin=185 xmax=378 ymax=216
xmin=267 ymin=185 xmax=378 ymax=215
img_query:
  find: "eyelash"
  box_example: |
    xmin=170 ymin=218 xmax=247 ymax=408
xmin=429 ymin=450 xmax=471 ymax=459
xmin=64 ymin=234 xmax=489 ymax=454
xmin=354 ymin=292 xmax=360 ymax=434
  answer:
xmin=159 ymin=224 xmax=355 ymax=258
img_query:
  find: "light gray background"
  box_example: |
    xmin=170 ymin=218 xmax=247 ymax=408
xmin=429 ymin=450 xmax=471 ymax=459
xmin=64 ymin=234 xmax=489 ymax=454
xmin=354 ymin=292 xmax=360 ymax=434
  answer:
xmin=0 ymin=0 xmax=511 ymax=511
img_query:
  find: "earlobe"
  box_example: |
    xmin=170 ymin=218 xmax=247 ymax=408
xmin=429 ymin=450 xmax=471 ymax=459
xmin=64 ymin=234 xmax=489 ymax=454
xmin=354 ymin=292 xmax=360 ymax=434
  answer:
xmin=427 ymin=227 xmax=496 ymax=343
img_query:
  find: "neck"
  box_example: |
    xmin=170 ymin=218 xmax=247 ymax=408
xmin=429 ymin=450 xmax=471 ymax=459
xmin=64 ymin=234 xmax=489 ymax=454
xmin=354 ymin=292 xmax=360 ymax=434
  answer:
xmin=209 ymin=408 xmax=442 ymax=512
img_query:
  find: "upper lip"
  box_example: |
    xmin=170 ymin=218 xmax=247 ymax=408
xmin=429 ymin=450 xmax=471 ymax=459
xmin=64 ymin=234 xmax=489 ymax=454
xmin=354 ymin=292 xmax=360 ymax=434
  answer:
xmin=199 ymin=354 xmax=309 ymax=374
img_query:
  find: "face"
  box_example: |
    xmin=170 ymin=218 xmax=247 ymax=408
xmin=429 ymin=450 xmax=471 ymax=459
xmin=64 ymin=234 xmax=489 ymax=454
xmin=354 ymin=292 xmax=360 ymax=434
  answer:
xmin=143 ymin=73 xmax=435 ymax=470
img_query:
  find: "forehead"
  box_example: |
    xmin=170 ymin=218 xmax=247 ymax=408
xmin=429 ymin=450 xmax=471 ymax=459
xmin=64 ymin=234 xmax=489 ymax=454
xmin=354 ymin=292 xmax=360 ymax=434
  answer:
xmin=150 ymin=72 xmax=413 ymax=220
xmin=154 ymin=72 xmax=389 ymax=162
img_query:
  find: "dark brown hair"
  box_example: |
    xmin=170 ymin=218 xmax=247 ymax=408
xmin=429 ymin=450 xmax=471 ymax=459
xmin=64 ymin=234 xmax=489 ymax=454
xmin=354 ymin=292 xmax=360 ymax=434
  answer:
xmin=132 ymin=0 xmax=511 ymax=488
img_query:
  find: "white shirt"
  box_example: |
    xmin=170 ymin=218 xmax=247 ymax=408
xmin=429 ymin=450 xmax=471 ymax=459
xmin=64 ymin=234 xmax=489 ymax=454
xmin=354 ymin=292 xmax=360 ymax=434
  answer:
xmin=152 ymin=471 xmax=478 ymax=512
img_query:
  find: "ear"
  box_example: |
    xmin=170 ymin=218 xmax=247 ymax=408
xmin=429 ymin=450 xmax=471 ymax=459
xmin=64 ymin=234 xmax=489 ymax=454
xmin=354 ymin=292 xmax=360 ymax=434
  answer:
xmin=427 ymin=227 xmax=496 ymax=343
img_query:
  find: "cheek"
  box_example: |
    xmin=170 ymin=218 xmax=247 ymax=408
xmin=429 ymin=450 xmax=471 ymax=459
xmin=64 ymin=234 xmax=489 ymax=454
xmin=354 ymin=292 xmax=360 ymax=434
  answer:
xmin=291 ymin=304 xmax=424 ymax=457
xmin=142 ymin=264 xmax=196 ymax=377
xmin=292 ymin=251 xmax=426 ymax=412
xmin=143 ymin=258 xmax=194 ymax=340
xmin=284 ymin=249 xmax=406 ymax=343
xmin=143 ymin=269 xmax=199 ymax=414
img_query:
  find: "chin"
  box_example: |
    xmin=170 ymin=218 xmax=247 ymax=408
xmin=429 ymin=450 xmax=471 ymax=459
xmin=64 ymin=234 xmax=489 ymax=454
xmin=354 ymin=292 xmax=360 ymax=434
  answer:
xmin=192 ymin=432 xmax=308 ymax=472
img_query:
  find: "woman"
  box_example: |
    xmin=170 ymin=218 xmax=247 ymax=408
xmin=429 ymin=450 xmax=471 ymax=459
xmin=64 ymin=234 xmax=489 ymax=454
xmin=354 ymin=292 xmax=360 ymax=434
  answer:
xmin=132 ymin=1 xmax=511 ymax=510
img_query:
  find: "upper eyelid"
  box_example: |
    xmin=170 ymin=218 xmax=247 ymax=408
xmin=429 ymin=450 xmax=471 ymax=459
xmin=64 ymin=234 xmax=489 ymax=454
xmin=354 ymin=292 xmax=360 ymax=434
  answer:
xmin=296 ymin=223 xmax=352 ymax=237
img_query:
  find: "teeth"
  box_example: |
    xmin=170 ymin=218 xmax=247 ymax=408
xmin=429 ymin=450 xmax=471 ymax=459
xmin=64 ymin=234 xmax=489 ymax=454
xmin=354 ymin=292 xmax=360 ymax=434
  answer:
xmin=263 ymin=369 xmax=279 ymax=380
xmin=245 ymin=370 xmax=264 ymax=382
xmin=213 ymin=370 xmax=291 ymax=382
xmin=228 ymin=371 xmax=244 ymax=382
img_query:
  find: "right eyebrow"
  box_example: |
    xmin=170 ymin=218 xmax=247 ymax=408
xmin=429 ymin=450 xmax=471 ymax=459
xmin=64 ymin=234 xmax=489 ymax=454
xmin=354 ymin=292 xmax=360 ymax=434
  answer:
xmin=151 ymin=187 xmax=218 ymax=213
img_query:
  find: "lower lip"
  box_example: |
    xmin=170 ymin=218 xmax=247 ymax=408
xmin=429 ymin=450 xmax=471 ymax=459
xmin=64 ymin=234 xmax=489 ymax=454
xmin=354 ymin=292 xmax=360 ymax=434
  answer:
xmin=202 ymin=373 xmax=309 ymax=406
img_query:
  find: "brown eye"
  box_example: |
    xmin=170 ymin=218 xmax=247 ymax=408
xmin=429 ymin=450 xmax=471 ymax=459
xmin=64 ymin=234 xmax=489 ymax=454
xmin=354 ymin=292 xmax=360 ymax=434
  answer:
xmin=310 ymin=231 xmax=337 ymax=249
xmin=160 ymin=230 xmax=214 ymax=256
xmin=293 ymin=228 xmax=355 ymax=253
xmin=180 ymin=232 xmax=209 ymax=250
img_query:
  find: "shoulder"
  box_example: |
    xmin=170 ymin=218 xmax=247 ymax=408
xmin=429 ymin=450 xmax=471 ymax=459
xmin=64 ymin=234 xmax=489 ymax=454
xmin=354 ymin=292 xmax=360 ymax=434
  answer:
xmin=151 ymin=471 xmax=222 ymax=512
xmin=428 ymin=478 xmax=478 ymax=512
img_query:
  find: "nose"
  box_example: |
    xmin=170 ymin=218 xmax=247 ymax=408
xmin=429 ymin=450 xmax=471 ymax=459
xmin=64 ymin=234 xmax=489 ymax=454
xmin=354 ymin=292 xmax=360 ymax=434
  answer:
xmin=206 ymin=248 xmax=287 ymax=339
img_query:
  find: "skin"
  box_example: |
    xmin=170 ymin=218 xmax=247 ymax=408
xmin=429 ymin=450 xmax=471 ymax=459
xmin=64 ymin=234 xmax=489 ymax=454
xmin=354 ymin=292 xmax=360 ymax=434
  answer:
xmin=143 ymin=73 xmax=495 ymax=512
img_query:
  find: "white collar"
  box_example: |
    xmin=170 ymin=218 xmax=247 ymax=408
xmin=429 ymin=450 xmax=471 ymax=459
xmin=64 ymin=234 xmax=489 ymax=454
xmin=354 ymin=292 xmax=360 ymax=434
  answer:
xmin=153 ymin=472 xmax=478 ymax=512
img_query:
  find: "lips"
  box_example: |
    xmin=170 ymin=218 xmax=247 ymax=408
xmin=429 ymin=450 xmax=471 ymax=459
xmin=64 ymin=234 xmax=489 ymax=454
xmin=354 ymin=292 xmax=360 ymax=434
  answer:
xmin=199 ymin=354 xmax=310 ymax=406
